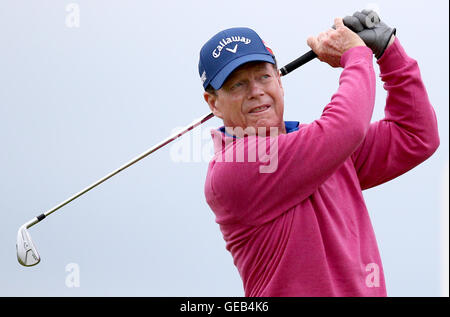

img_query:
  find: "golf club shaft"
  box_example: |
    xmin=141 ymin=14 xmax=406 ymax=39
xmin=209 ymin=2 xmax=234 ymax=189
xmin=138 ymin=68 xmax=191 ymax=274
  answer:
xmin=280 ymin=50 xmax=317 ymax=76
xmin=28 ymin=49 xmax=315 ymax=228
xmin=29 ymin=112 xmax=214 ymax=228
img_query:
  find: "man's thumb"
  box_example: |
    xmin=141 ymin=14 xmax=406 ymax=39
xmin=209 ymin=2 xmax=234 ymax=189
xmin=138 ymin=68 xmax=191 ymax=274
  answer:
xmin=307 ymin=36 xmax=317 ymax=50
xmin=334 ymin=17 xmax=345 ymax=29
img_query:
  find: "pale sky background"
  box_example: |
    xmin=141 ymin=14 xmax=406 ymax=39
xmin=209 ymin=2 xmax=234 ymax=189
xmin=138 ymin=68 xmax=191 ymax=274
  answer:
xmin=1 ymin=0 xmax=448 ymax=296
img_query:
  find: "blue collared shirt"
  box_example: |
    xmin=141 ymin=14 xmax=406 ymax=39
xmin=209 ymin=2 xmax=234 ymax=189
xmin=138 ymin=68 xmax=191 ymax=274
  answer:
xmin=218 ymin=121 xmax=300 ymax=138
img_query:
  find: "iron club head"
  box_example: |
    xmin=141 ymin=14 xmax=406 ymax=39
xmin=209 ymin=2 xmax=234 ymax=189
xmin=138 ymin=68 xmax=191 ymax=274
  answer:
xmin=16 ymin=222 xmax=40 ymax=267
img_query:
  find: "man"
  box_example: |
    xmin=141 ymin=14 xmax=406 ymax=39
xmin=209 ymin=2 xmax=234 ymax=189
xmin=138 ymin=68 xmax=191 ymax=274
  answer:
xmin=198 ymin=10 xmax=440 ymax=296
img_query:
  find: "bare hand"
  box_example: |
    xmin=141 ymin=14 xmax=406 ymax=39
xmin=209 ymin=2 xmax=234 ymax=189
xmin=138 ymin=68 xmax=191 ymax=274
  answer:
xmin=307 ymin=18 xmax=366 ymax=68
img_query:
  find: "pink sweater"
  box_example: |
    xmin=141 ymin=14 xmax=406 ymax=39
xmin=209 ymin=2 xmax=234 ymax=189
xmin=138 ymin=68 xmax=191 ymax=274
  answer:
xmin=204 ymin=38 xmax=440 ymax=297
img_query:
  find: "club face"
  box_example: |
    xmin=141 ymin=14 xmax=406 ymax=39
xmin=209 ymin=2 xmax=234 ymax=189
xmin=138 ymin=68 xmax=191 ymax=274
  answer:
xmin=16 ymin=225 xmax=40 ymax=266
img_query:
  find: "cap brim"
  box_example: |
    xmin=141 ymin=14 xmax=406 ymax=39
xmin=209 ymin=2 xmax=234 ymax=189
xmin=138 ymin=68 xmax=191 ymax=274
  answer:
xmin=209 ymin=54 xmax=275 ymax=90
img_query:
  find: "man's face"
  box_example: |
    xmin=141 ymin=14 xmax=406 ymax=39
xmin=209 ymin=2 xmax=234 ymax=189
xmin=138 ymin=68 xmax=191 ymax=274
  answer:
xmin=204 ymin=62 xmax=286 ymax=136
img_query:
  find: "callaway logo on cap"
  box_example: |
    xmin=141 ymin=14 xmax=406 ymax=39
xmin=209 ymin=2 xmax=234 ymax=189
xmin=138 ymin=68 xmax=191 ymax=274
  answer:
xmin=198 ymin=27 xmax=275 ymax=90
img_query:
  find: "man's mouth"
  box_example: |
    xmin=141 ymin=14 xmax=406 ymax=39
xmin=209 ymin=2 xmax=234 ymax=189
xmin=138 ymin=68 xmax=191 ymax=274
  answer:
xmin=249 ymin=105 xmax=271 ymax=114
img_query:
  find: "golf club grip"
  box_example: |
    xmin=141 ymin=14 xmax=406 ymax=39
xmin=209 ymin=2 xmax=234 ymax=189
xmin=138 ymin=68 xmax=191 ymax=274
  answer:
xmin=280 ymin=50 xmax=317 ymax=76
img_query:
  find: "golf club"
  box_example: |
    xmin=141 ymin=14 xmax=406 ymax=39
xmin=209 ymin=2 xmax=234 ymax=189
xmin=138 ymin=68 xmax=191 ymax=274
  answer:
xmin=16 ymin=49 xmax=316 ymax=267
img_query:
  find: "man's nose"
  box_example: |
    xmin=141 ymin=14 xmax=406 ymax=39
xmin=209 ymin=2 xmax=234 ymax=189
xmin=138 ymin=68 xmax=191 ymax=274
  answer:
xmin=247 ymin=80 xmax=264 ymax=99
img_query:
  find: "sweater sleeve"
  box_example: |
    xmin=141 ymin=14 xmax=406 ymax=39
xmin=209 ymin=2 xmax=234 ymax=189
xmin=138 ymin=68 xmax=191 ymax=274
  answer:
xmin=351 ymin=37 xmax=440 ymax=190
xmin=207 ymin=46 xmax=376 ymax=226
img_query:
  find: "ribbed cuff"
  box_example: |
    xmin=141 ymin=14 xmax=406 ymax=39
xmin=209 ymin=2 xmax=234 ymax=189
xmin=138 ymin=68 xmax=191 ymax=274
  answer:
xmin=340 ymin=46 xmax=373 ymax=68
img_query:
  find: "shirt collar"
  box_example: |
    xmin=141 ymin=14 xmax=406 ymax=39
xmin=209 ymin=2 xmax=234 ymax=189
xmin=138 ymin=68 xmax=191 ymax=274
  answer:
xmin=218 ymin=121 xmax=299 ymax=138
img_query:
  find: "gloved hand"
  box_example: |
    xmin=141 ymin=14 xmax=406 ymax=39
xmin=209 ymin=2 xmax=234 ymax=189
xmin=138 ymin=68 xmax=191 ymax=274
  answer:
xmin=343 ymin=10 xmax=396 ymax=59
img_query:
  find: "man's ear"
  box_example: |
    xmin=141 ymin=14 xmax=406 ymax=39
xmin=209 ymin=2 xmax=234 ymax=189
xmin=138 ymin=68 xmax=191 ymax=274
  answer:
xmin=204 ymin=92 xmax=223 ymax=119
xmin=276 ymin=70 xmax=284 ymax=97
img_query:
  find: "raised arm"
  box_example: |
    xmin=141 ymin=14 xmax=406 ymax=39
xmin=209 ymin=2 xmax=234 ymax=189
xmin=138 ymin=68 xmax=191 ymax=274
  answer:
xmin=351 ymin=37 xmax=440 ymax=190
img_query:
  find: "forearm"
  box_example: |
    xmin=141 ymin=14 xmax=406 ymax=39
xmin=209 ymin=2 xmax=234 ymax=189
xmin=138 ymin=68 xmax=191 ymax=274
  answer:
xmin=377 ymin=37 xmax=440 ymax=155
xmin=320 ymin=46 xmax=376 ymax=138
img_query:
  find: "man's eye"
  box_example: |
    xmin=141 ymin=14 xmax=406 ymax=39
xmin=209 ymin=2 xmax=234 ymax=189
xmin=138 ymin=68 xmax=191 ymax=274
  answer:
xmin=261 ymin=74 xmax=270 ymax=79
xmin=232 ymin=82 xmax=243 ymax=88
